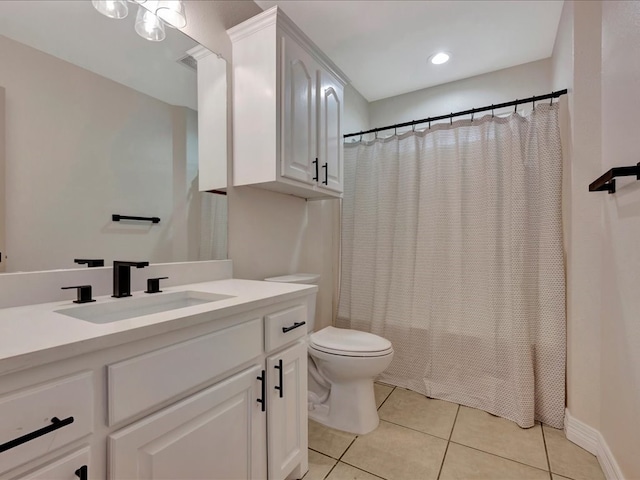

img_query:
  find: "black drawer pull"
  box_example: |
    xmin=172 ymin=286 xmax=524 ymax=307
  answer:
xmin=0 ymin=416 xmax=74 ymax=453
xmin=256 ymin=370 xmax=266 ymax=412
xmin=75 ymin=465 xmax=88 ymax=480
xmin=274 ymin=359 xmax=284 ymax=398
xmin=322 ymin=162 xmax=328 ymax=185
xmin=282 ymin=321 xmax=306 ymax=333
xmin=312 ymin=158 xmax=319 ymax=181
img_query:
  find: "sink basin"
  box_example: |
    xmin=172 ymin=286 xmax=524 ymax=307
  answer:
xmin=56 ymin=291 xmax=235 ymax=324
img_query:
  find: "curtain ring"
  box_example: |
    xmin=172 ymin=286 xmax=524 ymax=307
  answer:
xmin=359 ymin=133 xmax=363 ymax=142
xmin=450 ymin=114 xmax=453 ymax=126
xmin=550 ymin=96 xmax=554 ymax=106
xmin=375 ymin=131 xmax=378 ymax=139
xmin=514 ymin=101 xmax=518 ymax=113
xmin=412 ymin=123 xmax=416 ymax=132
xmin=532 ymin=96 xmax=536 ymax=111
xmin=428 ymin=120 xmax=431 ymax=130
xmin=471 ymin=109 xmax=474 ymax=122
xmin=491 ymin=105 xmax=494 ymax=118
xmin=394 ymin=126 xmax=397 ymax=136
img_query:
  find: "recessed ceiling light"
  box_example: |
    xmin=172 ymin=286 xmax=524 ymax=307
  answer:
xmin=430 ymin=52 xmax=450 ymax=65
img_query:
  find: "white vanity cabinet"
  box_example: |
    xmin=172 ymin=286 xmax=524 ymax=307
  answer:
xmin=266 ymin=342 xmax=307 ymax=480
xmin=229 ymin=6 xmax=348 ymax=199
xmin=0 ymin=289 xmax=313 ymax=480
xmin=109 ymin=365 xmax=267 ymax=480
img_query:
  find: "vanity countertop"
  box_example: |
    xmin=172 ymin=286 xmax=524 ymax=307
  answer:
xmin=0 ymin=279 xmax=316 ymax=377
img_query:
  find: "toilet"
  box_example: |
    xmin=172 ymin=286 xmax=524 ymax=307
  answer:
xmin=264 ymin=274 xmax=394 ymax=435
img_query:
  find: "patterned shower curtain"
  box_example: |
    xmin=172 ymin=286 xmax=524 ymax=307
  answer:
xmin=337 ymin=104 xmax=566 ymax=428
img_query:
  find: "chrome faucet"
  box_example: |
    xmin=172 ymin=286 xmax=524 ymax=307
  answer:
xmin=112 ymin=261 xmax=149 ymax=298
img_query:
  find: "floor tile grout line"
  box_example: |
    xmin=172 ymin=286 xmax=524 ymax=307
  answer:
xmin=337 ymin=459 xmax=388 ymax=480
xmin=447 ymin=439 xmax=552 ymax=473
xmin=541 ymin=424 xmax=553 ymax=480
xmin=321 ymin=436 xmax=360 ymax=480
xmin=376 ymin=385 xmax=395 ymax=411
xmin=376 ymin=418 xmax=453 ymax=442
xmin=436 ymin=404 xmax=460 ymax=480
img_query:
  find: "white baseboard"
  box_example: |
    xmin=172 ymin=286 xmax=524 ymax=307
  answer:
xmin=564 ymin=409 xmax=625 ymax=480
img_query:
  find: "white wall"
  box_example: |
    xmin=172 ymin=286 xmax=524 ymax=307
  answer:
xmin=369 ymin=59 xmax=552 ymax=135
xmin=551 ymin=0 xmax=605 ymax=434
xmin=0 ymin=35 xmax=205 ymax=272
xmin=599 ymin=1 xmax=640 ymax=476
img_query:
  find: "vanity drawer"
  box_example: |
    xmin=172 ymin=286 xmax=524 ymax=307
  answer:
xmin=107 ymin=317 xmax=263 ymax=425
xmin=15 ymin=446 xmax=90 ymax=480
xmin=265 ymin=304 xmax=308 ymax=353
xmin=0 ymin=372 xmax=93 ymax=475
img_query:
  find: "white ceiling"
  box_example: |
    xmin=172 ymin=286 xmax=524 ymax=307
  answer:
xmin=255 ymin=0 xmax=564 ymax=102
xmin=0 ymin=1 xmax=199 ymax=109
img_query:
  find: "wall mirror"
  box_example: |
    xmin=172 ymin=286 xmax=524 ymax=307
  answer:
xmin=0 ymin=0 xmax=227 ymax=274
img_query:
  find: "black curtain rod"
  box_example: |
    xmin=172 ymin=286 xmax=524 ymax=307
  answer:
xmin=343 ymin=89 xmax=568 ymax=139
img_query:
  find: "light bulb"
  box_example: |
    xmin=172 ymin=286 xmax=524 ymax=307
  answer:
xmin=155 ymin=0 xmax=187 ymax=29
xmin=135 ymin=5 xmax=166 ymax=41
xmin=92 ymin=0 xmax=129 ymax=19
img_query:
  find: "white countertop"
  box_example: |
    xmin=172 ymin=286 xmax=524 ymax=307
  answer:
xmin=0 ymin=279 xmax=316 ymax=376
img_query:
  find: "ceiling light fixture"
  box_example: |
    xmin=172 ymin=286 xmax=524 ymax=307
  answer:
xmin=430 ymin=52 xmax=450 ymax=65
xmin=92 ymin=0 xmax=129 ymax=19
xmin=91 ymin=0 xmax=186 ymax=42
xmin=135 ymin=5 xmax=166 ymax=42
xmin=155 ymin=1 xmax=187 ymax=29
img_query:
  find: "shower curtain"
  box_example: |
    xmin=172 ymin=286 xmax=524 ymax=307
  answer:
xmin=337 ymin=104 xmax=565 ymax=428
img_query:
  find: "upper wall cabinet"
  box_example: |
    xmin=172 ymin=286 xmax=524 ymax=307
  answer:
xmin=228 ymin=7 xmax=349 ymax=199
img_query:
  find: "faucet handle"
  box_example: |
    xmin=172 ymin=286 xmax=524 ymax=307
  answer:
xmin=145 ymin=277 xmax=169 ymax=294
xmin=74 ymin=259 xmax=104 ymax=268
xmin=62 ymin=285 xmax=96 ymax=304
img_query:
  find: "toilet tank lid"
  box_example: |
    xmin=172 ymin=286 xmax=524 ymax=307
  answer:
xmin=264 ymin=273 xmax=320 ymax=284
xmin=310 ymin=326 xmax=392 ymax=353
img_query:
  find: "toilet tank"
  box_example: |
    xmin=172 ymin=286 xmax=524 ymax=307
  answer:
xmin=264 ymin=274 xmax=320 ymax=332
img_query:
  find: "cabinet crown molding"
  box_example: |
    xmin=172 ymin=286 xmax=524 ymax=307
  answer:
xmin=227 ymin=6 xmax=350 ymax=86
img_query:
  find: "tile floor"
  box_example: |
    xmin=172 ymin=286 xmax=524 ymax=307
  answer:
xmin=303 ymin=383 xmax=606 ymax=480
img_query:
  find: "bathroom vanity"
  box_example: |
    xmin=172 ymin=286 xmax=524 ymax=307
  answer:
xmin=0 ymin=278 xmax=316 ymax=480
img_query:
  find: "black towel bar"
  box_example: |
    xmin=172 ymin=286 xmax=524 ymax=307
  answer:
xmin=112 ymin=214 xmax=160 ymax=223
xmin=589 ymin=163 xmax=640 ymax=194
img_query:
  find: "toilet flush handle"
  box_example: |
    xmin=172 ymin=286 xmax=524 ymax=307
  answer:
xmin=282 ymin=321 xmax=306 ymax=333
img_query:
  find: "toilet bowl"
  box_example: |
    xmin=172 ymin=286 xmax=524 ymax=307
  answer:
xmin=264 ymin=274 xmax=394 ymax=435
xmin=308 ymin=326 xmax=393 ymax=434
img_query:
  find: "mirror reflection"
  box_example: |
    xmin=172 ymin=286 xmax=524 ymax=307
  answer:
xmin=0 ymin=1 xmax=227 ymax=274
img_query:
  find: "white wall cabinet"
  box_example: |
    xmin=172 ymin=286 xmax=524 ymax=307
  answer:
xmin=1 ymin=295 xmax=314 ymax=480
xmin=229 ymin=7 xmax=348 ymax=199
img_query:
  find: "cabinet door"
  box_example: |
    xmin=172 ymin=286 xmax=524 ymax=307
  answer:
xmin=280 ymin=33 xmax=316 ymax=185
xmin=109 ymin=365 xmax=267 ymax=480
xmin=267 ymin=341 xmax=308 ymax=480
xmin=317 ymin=70 xmax=344 ymax=193
xmin=16 ymin=447 xmax=90 ymax=480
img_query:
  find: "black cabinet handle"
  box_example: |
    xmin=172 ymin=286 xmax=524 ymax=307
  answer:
xmin=312 ymin=158 xmax=319 ymax=181
xmin=322 ymin=162 xmax=328 ymax=185
xmin=282 ymin=321 xmax=306 ymax=333
xmin=75 ymin=465 xmax=88 ymax=480
xmin=256 ymin=370 xmax=266 ymax=412
xmin=274 ymin=359 xmax=284 ymax=398
xmin=0 ymin=416 xmax=74 ymax=453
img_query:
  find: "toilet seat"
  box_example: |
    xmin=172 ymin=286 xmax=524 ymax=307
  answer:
xmin=309 ymin=326 xmax=393 ymax=357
